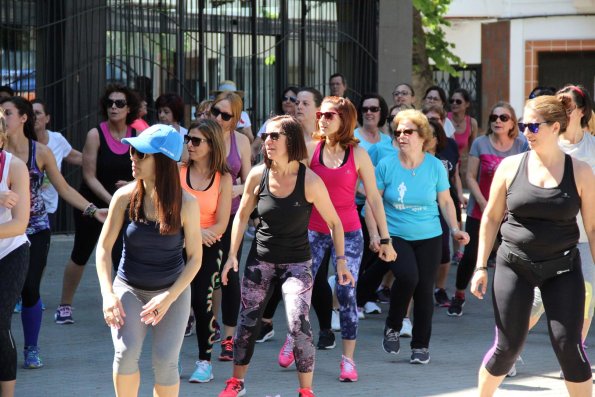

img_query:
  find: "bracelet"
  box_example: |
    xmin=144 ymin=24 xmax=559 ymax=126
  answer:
xmin=379 ymin=237 xmax=391 ymax=245
xmin=450 ymin=227 xmax=460 ymax=235
xmin=83 ymin=203 xmax=98 ymax=218
xmin=474 ymin=266 xmax=488 ymax=273
xmin=336 ymin=255 xmax=347 ymax=262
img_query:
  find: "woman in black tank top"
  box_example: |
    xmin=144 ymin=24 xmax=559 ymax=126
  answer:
xmin=470 ymin=96 xmax=595 ymax=395
xmin=218 ymin=115 xmax=352 ymax=397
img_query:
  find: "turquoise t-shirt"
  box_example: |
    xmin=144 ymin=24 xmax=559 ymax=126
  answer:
xmin=376 ymin=152 xmax=450 ymax=241
xmin=368 ymin=138 xmax=398 ymax=166
xmin=354 ymin=128 xmax=392 ymax=206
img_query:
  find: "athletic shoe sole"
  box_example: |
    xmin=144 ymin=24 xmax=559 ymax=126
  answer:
xmin=381 ymin=341 xmax=400 ymax=355
xmin=339 ymin=376 xmax=358 ymax=382
xmin=410 ymin=357 xmax=430 ymax=364
xmin=55 ymin=319 xmax=74 ymax=325
xmin=189 ymin=374 xmax=214 ymax=383
xmin=255 ymin=329 xmax=274 ymax=343
xmin=317 ymin=342 xmax=336 ymax=350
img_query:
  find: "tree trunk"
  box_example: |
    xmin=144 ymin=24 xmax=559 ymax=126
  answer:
xmin=411 ymin=8 xmax=433 ymax=108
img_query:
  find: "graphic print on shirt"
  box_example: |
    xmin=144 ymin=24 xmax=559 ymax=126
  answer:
xmin=471 ymin=153 xmax=505 ymax=219
xmin=397 ymin=182 xmax=407 ymax=209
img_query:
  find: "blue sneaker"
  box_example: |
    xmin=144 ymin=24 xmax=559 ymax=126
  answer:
xmin=189 ymin=360 xmax=213 ymax=383
xmin=14 ymin=298 xmax=22 ymax=313
xmin=23 ymin=346 xmax=43 ymax=369
xmin=54 ymin=305 xmax=74 ymax=324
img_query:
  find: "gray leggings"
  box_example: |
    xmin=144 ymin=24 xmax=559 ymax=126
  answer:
xmin=111 ymin=277 xmax=190 ymax=386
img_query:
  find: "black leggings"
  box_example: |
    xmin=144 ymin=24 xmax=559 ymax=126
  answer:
xmin=455 ymin=216 xmax=480 ymax=291
xmin=22 ymin=229 xmax=51 ymax=307
xmin=190 ymin=242 xmax=222 ymax=361
xmin=0 ymin=243 xmax=29 ymax=381
xmin=355 ymin=206 xmax=381 ymax=307
xmin=483 ymin=245 xmax=591 ymax=382
xmin=358 ymin=236 xmax=441 ymax=349
xmin=219 ymin=214 xmax=242 ymax=327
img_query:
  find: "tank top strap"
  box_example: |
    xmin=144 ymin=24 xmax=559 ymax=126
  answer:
xmin=508 ymin=151 xmax=530 ymax=191
xmin=26 ymin=139 xmax=41 ymax=172
xmin=99 ymin=122 xmax=134 ymax=155
xmin=311 ymin=141 xmax=323 ymax=167
xmin=296 ymin=162 xmax=307 ymax=199
xmin=259 ymin=166 xmax=269 ymax=197
xmin=464 ymin=115 xmax=471 ymax=136
xmin=560 ymin=154 xmax=576 ymax=190
xmin=0 ymin=150 xmax=6 ymax=183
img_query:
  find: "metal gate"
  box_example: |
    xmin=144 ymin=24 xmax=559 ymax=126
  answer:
xmin=433 ymin=64 xmax=482 ymax=126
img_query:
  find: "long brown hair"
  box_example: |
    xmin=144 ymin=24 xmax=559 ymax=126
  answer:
xmin=129 ymin=153 xmax=182 ymax=235
xmin=186 ymin=119 xmax=230 ymax=178
xmin=313 ymin=96 xmax=359 ymax=148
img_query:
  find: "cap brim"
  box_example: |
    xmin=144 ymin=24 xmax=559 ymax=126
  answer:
xmin=121 ymin=136 xmax=160 ymax=154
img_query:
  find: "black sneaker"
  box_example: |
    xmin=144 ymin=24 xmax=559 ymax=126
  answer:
xmin=317 ymin=329 xmax=336 ymax=350
xmin=255 ymin=321 xmax=274 ymax=343
xmin=376 ymin=287 xmax=391 ymax=303
xmin=382 ymin=326 xmax=400 ymax=355
xmin=447 ymin=295 xmax=465 ymax=317
xmin=410 ymin=348 xmax=430 ymax=364
xmin=434 ymin=288 xmax=450 ymax=307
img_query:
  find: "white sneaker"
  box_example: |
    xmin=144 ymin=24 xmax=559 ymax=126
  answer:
xmin=400 ymin=318 xmax=412 ymax=338
xmin=363 ymin=301 xmax=382 ymax=314
xmin=507 ymin=355 xmax=523 ymax=377
xmin=331 ymin=309 xmax=341 ymax=331
xmin=357 ymin=307 xmax=366 ymax=319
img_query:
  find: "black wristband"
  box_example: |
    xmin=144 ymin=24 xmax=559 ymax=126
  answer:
xmin=474 ymin=266 xmax=488 ymax=273
xmin=380 ymin=238 xmax=391 ymax=245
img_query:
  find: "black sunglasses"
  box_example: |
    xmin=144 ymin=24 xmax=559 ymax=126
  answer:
xmin=105 ymin=99 xmax=127 ymax=109
xmin=282 ymin=95 xmax=298 ymax=104
xmin=211 ymin=106 xmax=233 ymax=121
xmin=518 ymin=121 xmax=548 ymax=134
xmin=489 ymin=114 xmax=511 ymax=123
xmin=361 ymin=106 xmax=380 ymax=113
xmin=184 ymin=135 xmax=210 ymax=147
xmin=262 ymin=131 xmax=286 ymax=141
xmin=129 ymin=146 xmax=148 ymax=160
xmin=449 ymin=99 xmax=463 ymax=105
xmin=394 ymin=129 xmax=417 ymax=137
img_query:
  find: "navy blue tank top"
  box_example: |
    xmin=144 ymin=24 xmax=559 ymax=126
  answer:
xmin=255 ymin=163 xmax=312 ymax=263
xmin=117 ymin=219 xmax=185 ymax=290
xmin=501 ymin=152 xmax=580 ymax=262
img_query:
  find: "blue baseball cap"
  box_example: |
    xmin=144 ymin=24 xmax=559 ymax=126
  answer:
xmin=122 ymin=124 xmax=183 ymax=161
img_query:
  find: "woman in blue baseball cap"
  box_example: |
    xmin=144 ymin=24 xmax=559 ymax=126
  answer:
xmin=96 ymin=124 xmax=203 ymax=397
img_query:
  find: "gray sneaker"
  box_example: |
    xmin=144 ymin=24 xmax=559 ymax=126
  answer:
xmin=410 ymin=348 xmax=430 ymax=364
xmin=382 ymin=326 xmax=400 ymax=355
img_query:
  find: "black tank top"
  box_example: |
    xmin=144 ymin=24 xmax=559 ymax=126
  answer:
xmin=79 ymin=124 xmax=136 ymax=207
xmin=501 ymin=152 xmax=580 ymax=261
xmin=255 ymin=163 xmax=313 ymax=263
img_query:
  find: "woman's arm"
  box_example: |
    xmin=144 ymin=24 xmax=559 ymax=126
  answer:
xmin=469 ymin=117 xmax=479 ymax=148
xmin=454 ymin=162 xmax=467 ymax=208
xmin=221 ymin=166 xmax=263 ymax=284
xmin=203 ymin=173 xmax=232 ymax=246
xmin=466 ymin=155 xmax=487 ymax=212
xmin=231 ymin=131 xmax=253 ymax=198
xmin=82 ymin=128 xmax=113 ymax=204
xmin=305 ymin=171 xmax=354 ymax=286
xmin=355 ymin=147 xmax=396 ymax=262
xmin=139 ymin=193 xmax=203 ymax=326
xmin=0 ymin=157 xmax=30 ymax=239
xmin=40 ymin=144 xmax=105 ymax=221
xmin=437 ymin=189 xmax=470 ymax=246
xmin=64 ymin=148 xmax=83 ymax=167
xmin=95 ymin=186 xmax=130 ymax=328
xmin=470 ymin=156 xmax=515 ymax=299
xmin=574 ymin=159 xmax=595 ymax=262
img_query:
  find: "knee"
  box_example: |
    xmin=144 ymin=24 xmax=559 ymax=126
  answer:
xmin=152 ymin=354 xmax=179 ymax=386
xmin=113 ymin=344 xmax=142 ymax=375
xmin=336 ymin=284 xmax=356 ymax=304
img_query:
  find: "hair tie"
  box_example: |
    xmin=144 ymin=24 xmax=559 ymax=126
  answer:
xmin=571 ymin=86 xmax=585 ymax=98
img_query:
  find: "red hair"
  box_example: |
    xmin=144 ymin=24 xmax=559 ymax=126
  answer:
xmin=313 ymin=96 xmax=359 ymax=148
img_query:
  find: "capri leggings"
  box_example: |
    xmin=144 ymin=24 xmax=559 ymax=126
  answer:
xmin=309 ymin=230 xmax=363 ymax=340
xmin=111 ymin=277 xmax=190 ymax=386
xmin=0 ymin=243 xmax=29 ymax=381
xmin=22 ymin=229 xmax=50 ymax=307
xmin=190 ymin=241 xmax=222 ymax=361
xmin=483 ymin=245 xmax=591 ymax=382
xmin=70 ymin=208 xmax=124 ymax=269
xmin=234 ymin=255 xmax=315 ymax=373
xmin=531 ymin=243 xmax=595 ymax=321
xmin=219 ymin=214 xmax=242 ymax=327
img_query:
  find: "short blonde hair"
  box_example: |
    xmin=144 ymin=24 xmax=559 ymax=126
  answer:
xmin=392 ymin=109 xmax=432 ymax=147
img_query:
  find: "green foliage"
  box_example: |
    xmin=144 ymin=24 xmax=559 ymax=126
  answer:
xmin=413 ymin=0 xmax=465 ymax=75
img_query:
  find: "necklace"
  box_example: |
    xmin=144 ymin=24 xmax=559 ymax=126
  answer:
xmin=400 ymin=154 xmax=422 ymax=176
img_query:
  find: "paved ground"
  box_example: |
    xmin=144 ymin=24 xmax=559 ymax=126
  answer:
xmin=11 ymin=234 xmax=594 ymax=396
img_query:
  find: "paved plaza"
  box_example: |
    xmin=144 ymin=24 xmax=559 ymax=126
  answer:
xmin=11 ymin=234 xmax=594 ymax=396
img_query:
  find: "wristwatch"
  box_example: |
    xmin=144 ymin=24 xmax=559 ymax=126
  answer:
xmin=380 ymin=237 xmax=392 ymax=245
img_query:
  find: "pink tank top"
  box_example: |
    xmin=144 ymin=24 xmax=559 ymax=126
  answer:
xmin=447 ymin=112 xmax=471 ymax=155
xmin=308 ymin=141 xmax=360 ymax=233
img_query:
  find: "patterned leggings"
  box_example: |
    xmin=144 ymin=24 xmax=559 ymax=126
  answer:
xmin=309 ymin=230 xmax=363 ymax=340
xmin=234 ymin=254 xmax=315 ymax=373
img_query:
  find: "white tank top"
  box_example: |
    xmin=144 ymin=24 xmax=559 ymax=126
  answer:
xmin=0 ymin=151 xmax=29 ymax=260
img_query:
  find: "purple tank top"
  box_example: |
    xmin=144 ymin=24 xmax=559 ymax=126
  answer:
xmin=227 ymin=132 xmax=242 ymax=214
xmin=27 ymin=140 xmax=50 ymax=234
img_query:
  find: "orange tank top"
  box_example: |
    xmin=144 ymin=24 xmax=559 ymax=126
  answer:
xmin=180 ymin=165 xmax=221 ymax=228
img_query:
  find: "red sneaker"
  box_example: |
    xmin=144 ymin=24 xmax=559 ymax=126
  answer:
xmin=298 ymin=387 xmax=316 ymax=397
xmin=218 ymin=377 xmax=246 ymax=397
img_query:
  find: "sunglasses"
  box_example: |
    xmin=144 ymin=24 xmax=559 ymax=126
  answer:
xmin=394 ymin=129 xmax=417 ymax=137
xmin=105 ymin=99 xmax=127 ymax=109
xmin=129 ymin=146 xmax=148 ymax=160
xmin=489 ymin=114 xmax=511 ymax=123
xmin=282 ymin=95 xmax=298 ymax=104
xmin=361 ymin=106 xmax=380 ymax=113
xmin=316 ymin=111 xmax=340 ymax=120
xmin=184 ymin=135 xmax=210 ymax=147
xmin=449 ymin=99 xmax=463 ymax=105
xmin=262 ymin=131 xmax=286 ymax=141
xmin=211 ymin=107 xmax=233 ymax=121
xmin=518 ymin=121 xmax=548 ymax=134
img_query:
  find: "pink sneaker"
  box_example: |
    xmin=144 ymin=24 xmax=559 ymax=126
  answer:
xmin=298 ymin=387 xmax=316 ymax=397
xmin=278 ymin=335 xmax=295 ymax=368
xmin=218 ymin=377 xmax=246 ymax=397
xmin=339 ymin=355 xmax=358 ymax=382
